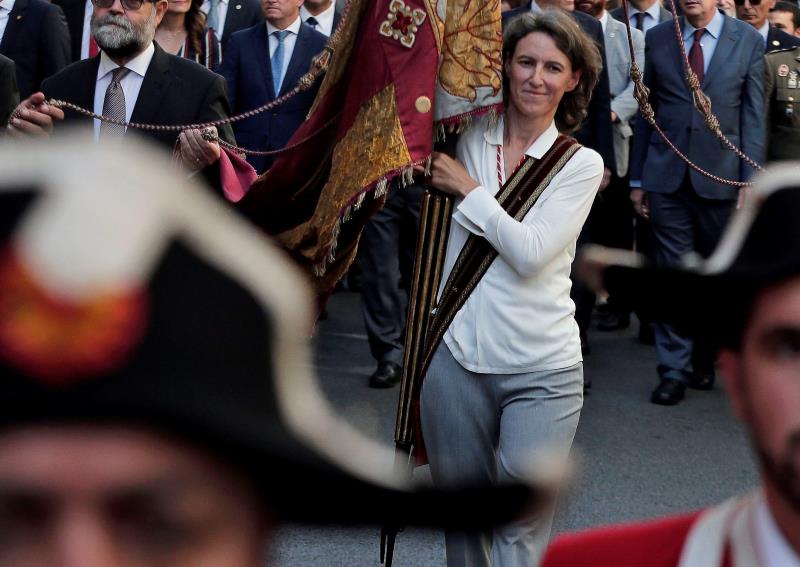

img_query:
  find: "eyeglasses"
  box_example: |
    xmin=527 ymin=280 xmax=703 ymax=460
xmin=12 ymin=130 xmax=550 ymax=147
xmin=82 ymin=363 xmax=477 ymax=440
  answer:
xmin=91 ymin=0 xmax=154 ymax=10
xmin=733 ymin=0 xmax=762 ymax=5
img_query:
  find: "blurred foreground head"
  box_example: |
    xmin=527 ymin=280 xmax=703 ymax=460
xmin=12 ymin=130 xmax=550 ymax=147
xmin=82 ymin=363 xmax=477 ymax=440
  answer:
xmin=0 ymin=138 xmax=547 ymax=567
xmin=579 ymin=164 xmax=800 ymax=519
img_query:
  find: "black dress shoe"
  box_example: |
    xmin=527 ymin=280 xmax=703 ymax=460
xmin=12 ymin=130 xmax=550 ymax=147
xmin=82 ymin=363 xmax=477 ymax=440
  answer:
xmin=596 ymin=311 xmax=631 ymax=332
xmin=689 ymin=371 xmax=715 ymax=390
xmin=650 ymin=379 xmax=685 ymax=406
xmin=369 ymin=361 xmax=402 ymax=389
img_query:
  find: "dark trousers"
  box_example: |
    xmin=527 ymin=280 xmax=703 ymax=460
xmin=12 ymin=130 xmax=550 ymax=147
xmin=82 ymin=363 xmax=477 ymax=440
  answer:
xmin=648 ymin=178 xmax=734 ymax=383
xmin=359 ymin=181 xmax=424 ymax=366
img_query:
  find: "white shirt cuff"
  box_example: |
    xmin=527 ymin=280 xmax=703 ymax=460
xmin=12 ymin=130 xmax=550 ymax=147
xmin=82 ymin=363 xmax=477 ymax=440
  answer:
xmin=453 ymin=185 xmax=503 ymax=234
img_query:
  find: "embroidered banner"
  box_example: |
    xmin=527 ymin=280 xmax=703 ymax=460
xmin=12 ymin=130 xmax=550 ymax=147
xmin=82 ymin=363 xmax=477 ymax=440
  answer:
xmin=237 ymin=0 xmax=504 ymax=304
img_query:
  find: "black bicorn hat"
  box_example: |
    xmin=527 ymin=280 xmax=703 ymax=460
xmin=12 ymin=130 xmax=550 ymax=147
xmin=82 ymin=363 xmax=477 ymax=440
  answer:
xmin=0 ymin=138 xmax=550 ymax=528
xmin=577 ymin=164 xmax=800 ymax=347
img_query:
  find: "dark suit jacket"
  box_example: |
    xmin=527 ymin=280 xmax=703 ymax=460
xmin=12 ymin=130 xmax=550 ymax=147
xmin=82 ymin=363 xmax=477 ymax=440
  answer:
xmin=610 ymin=4 xmax=672 ymax=28
xmin=0 ymin=54 xmax=19 ymax=127
xmin=41 ymin=43 xmax=236 ymax=193
xmin=219 ymin=22 xmax=326 ymax=173
xmin=0 ymin=0 xmax=71 ymax=99
xmin=52 ymin=0 xmax=88 ymax=62
xmin=220 ymin=0 xmax=264 ymax=53
xmin=629 ymin=16 xmax=766 ymax=200
xmin=502 ymin=5 xmax=615 ymax=169
xmin=766 ymin=25 xmax=800 ymax=53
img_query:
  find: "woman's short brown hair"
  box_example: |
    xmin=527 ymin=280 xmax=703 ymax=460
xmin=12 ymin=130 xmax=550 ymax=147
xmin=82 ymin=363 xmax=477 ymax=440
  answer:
xmin=502 ymin=11 xmax=602 ymax=133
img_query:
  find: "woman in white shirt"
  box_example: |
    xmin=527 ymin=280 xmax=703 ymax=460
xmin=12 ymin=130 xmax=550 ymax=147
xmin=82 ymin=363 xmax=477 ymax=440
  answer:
xmin=419 ymin=11 xmax=604 ymax=567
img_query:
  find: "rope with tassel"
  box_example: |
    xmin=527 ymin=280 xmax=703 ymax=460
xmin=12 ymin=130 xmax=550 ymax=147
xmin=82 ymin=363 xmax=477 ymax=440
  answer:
xmin=13 ymin=0 xmax=355 ymax=157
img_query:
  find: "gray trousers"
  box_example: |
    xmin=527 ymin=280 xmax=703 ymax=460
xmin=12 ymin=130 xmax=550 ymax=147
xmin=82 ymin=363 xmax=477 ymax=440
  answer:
xmin=420 ymin=344 xmax=583 ymax=567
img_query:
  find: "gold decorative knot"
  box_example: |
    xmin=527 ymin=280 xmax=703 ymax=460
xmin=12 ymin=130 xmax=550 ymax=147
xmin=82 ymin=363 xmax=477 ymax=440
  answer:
xmin=379 ymin=0 xmax=427 ymax=49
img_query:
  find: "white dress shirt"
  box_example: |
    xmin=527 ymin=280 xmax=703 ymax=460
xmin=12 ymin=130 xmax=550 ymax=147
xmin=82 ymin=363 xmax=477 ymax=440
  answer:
xmin=757 ymin=20 xmax=770 ymax=48
xmin=599 ymin=9 xmax=608 ymax=33
xmin=80 ymin=0 xmax=93 ymax=60
xmin=201 ymin=0 xmax=228 ymax=41
xmin=300 ymin=3 xmax=335 ymax=36
xmin=93 ymin=43 xmax=154 ymax=139
xmin=440 ymin=115 xmax=603 ymax=374
xmin=0 ymin=0 xmax=17 ymax=43
xmin=754 ymin=493 xmax=800 ymax=567
xmin=627 ymin=1 xmax=662 ymax=35
xmin=267 ymin=16 xmax=300 ymax=92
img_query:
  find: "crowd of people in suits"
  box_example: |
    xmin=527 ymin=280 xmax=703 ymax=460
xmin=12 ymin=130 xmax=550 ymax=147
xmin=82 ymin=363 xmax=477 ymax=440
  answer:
xmin=0 ymin=0 xmax=339 ymax=178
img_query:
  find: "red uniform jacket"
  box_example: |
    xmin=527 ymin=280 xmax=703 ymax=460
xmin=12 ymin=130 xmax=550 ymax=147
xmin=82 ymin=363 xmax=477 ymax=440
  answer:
xmin=542 ymin=510 xmax=734 ymax=567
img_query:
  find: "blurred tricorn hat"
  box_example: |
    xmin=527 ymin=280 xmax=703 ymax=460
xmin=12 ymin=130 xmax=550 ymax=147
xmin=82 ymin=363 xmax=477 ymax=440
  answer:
xmin=577 ymin=164 xmax=800 ymax=347
xmin=0 ymin=137 xmax=548 ymax=528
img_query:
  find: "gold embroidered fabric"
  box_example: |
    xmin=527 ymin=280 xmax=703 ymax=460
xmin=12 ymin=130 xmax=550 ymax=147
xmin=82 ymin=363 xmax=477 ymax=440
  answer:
xmin=437 ymin=0 xmax=502 ymax=102
xmin=276 ymin=84 xmax=412 ymax=289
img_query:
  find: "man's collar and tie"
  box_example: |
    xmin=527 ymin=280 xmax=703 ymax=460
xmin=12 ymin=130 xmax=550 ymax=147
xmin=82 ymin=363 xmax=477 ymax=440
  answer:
xmin=682 ymin=10 xmax=724 ymax=78
xmin=628 ymin=2 xmax=661 ymax=33
xmin=266 ymin=16 xmax=301 ymax=96
xmin=300 ymin=3 xmax=336 ymax=36
xmin=93 ymin=43 xmax=155 ymax=139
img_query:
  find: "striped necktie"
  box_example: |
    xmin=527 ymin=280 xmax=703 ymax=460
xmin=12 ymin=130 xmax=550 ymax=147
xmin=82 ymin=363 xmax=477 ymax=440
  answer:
xmin=100 ymin=67 xmax=130 ymax=139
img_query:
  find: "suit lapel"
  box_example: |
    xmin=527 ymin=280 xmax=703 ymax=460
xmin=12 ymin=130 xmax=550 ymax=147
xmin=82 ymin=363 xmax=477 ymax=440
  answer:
xmin=130 ymin=44 xmax=174 ymax=125
xmin=280 ymin=24 xmax=311 ymax=97
xmin=0 ymin=0 xmax=29 ymax=52
xmin=671 ymin=17 xmax=687 ymax=81
xmin=223 ymin=0 xmax=240 ymax=40
xmin=254 ymin=26 xmax=274 ymax=99
xmin=74 ymin=55 xmax=99 ymax=111
xmin=702 ymin=16 xmax=738 ymax=88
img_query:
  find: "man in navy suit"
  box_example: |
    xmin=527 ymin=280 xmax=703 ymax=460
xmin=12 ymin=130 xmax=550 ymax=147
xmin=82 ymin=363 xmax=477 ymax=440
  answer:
xmin=219 ymin=0 xmax=326 ymax=173
xmin=202 ymin=0 xmax=264 ymax=53
xmin=736 ymin=0 xmax=800 ymax=51
xmin=629 ymin=0 xmax=766 ymax=405
xmin=0 ymin=0 xmax=71 ymax=98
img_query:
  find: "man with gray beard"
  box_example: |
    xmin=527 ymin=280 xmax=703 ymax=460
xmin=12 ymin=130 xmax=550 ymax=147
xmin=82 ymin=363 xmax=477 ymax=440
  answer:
xmin=5 ymin=0 xmax=235 ymax=194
